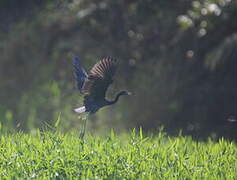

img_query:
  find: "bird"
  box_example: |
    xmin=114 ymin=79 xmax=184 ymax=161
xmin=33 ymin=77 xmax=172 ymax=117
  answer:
xmin=73 ymin=56 xmax=131 ymax=114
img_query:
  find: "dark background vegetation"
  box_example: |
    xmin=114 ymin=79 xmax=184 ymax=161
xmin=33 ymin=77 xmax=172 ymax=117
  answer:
xmin=0 ymin=0 xmax=237 ymax=140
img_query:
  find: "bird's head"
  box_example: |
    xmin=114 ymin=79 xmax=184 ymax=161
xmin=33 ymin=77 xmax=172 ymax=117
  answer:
xmin=119 ymin=90 xmax=132 ymax=96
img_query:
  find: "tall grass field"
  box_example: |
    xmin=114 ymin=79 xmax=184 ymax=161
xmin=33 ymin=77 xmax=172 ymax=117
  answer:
xmin=0 ymin=130 xmax=236 ymax=179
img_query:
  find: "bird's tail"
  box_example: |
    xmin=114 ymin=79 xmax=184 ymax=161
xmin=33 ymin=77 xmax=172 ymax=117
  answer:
xmin=74 ymin=106 xmax=86 ymax=114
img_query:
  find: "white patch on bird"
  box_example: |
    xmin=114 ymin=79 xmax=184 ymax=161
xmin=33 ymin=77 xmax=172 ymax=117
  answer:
xmin=74 ymin=106 xmax=86 ymax=114
xmin=227 ymin=115 xmax=237 ymax=122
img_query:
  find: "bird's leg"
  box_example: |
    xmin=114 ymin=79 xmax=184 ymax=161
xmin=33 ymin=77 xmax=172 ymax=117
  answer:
xmin=79 ymin=115 xmax=87 ymax=139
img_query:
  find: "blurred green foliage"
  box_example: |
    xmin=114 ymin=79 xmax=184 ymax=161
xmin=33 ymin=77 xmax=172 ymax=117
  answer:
xmin=0 ymin=0 xmax=237 ymax=139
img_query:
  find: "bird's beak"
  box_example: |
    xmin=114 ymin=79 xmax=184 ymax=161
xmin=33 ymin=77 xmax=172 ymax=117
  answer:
xmin=127 ymin=92 xmax=132 ymax=95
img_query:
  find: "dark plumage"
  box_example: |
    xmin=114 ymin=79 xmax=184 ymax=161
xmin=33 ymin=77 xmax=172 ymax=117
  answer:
xmin=73 ymin=56 xmax=131 ymax=114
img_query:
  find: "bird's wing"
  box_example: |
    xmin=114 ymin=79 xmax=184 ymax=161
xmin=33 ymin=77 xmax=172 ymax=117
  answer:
xmin=81 ymin=57 xmax=117 ymax=99
xmin=73 ymin=56 xmax=88 ymax=92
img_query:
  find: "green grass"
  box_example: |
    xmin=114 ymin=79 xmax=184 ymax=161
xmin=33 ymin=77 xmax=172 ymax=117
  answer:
xmin=0 ymin=130 xmax=236 ymax=179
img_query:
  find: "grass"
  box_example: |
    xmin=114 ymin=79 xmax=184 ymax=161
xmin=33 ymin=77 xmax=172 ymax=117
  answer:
xmin=0 ymin=130 xmax=236 ymax=179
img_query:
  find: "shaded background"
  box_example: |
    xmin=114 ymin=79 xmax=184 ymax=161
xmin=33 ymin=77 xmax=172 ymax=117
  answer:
xmin=0 ymin=0 xmax=237 ymax=140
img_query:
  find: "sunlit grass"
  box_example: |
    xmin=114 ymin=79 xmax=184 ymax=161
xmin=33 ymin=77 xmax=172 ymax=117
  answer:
xmin=0 ymin=130 xmax=236 ymax=179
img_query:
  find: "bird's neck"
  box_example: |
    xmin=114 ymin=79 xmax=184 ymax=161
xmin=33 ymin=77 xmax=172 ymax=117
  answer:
xmin=106 ymin=91 xmax=125 ymax=105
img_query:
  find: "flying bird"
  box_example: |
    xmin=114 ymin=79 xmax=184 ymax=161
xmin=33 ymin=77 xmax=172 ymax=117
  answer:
xmin=73 ymin=56 xmax=131 ymax=114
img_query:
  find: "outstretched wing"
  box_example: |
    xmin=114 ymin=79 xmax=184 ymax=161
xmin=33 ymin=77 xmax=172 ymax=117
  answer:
xmin=73 ymin=56 xmax=88 ymax=92
xmin=82 ymin=57 xmax=117 ymax=99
